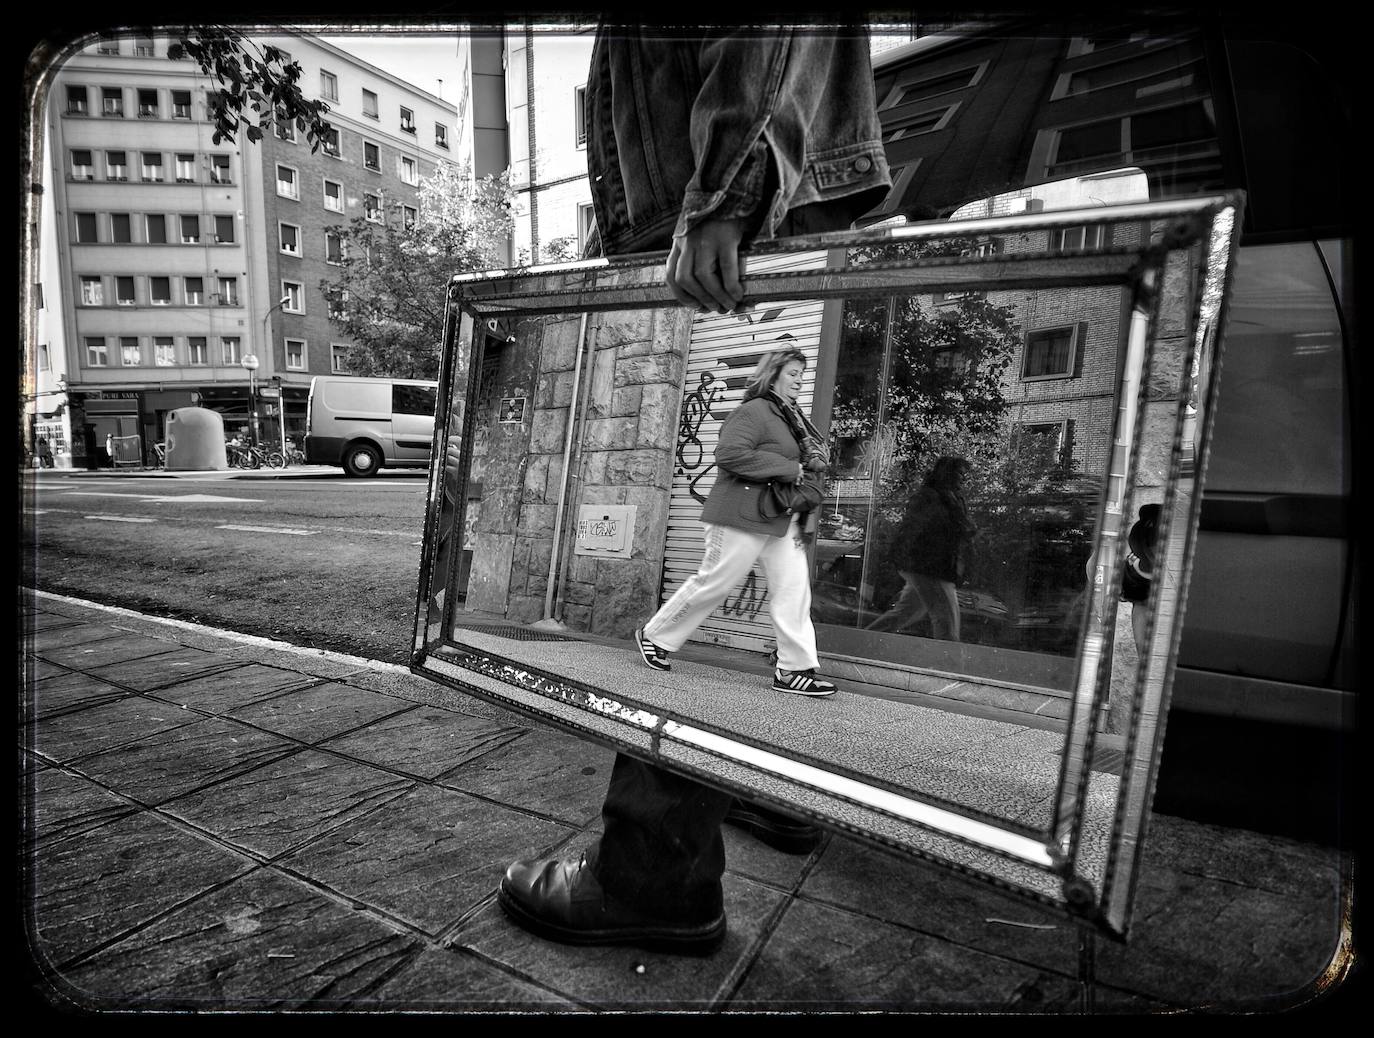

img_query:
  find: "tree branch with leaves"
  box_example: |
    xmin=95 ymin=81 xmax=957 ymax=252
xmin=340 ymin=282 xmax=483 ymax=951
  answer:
xmin=167 ymin=27 xmax=333 ymax=151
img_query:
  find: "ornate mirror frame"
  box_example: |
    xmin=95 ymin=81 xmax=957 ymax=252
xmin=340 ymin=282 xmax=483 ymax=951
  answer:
xmin=410 ymin=192 xmax=1243 ymax=938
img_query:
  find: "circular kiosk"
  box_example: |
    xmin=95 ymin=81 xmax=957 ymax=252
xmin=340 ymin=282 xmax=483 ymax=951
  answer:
xmin=165 ymin=407 xmax=229 ymax=471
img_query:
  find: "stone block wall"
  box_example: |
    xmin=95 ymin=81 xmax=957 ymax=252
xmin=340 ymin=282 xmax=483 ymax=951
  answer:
xmin=558 ymin=305 xmax=693 ymax=637
xmin=459 ymin=272 xmax=694 ymax=639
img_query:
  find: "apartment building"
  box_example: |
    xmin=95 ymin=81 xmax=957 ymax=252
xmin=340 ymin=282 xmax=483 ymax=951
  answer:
xmin=38 ymin=30 xmax=456 ymax=464
xmin=502 ymin=26 xmax=596 ymax=263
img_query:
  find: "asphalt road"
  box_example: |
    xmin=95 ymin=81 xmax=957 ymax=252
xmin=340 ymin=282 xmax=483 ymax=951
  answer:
xmin=21 ymin=471 xmax=435 ymax=664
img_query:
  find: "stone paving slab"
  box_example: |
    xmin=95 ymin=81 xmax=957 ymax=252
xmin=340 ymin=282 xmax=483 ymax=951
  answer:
xmin=85 ymin=647 xmax=233 ymax=692
xmin=434 ymin=727 xmax=618 ymax=827
xmin=30 ymin=659 xmax=75 ymax=681
xmin=721 ymin=819 xmax=826 ymax=890
xmin=158 ymin=749 xmax=418 ymax=860
xmin=29 ymin=624 xmax=128 ymax=653
xmin=277 ymin=783 xmax=574 ymax=936
xmin=145 ymin=664 xmax=319 ymax=714
xmin=25 ymin=671 xmax=133 ymax=721
xmin=212 ymin=644 xmax=387 ymax=682
xmin=65 ymin=715 xmax=304 ymax=806
xmin=727 ymin=895 xmax=1085 ymax=1012
xmin=27 ymin=809 xmax=256 ymax=968
xmin=23 ymin=767 xmax=140 ymax=851
xmin=800 ymin=836 xmax=1081 ymax=975
xmin=32 ymin=695 xmax=203 ymax=765
xmin=226 ymin=682 xmax=416 ymax=744
xmin=36 ymin=633 xmax=187 ymax=671
xmin=43 ymin=867 xmax=422 ymax=1012
xmin=25 ymin=613 xmax=91 ymax=634
xmin=340 ymin=665 xmax=538 ymax=727
xmin=454 ymin=871 xmax=788 ymax=1011
xmin=1092 ymin=866 xmax=1344 ymax=1011
xmin=355 ymin=945 xmax=587 ymax=1011
xmin=1139 ymin=817 xmax=1344 ymax=902
xmin=316 ymin=705 xmax=525 ymax=780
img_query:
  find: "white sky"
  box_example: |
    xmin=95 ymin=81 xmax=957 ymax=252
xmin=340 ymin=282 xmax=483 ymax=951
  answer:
xmin=316 ymin=32 xmax=463 ymax=103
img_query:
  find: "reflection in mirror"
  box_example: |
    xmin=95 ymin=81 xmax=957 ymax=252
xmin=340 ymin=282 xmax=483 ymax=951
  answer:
xmin=411 ymin=194 xmax=1241 ymax=937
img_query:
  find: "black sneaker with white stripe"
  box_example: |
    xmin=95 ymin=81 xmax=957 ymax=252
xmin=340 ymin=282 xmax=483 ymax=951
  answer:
xmin=772 ymin=669 xmax=837 ymax=696
xmin=634 ymin=627 xmax=671 ymax=671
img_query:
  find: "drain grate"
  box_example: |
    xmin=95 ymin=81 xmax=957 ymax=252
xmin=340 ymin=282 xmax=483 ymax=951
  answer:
xmin=451 ymin=622 xmax=580 ymax=643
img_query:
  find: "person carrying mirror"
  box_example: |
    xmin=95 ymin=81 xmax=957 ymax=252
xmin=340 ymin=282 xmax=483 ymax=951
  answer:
xmin=496 ymin=22 xmax=890 ymax=954
xmin=864 ymin=455 xmax=975 ymax=640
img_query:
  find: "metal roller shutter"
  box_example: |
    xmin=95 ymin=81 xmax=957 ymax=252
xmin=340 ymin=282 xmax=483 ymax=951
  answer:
xmin=663 ymin=250 xmax=829 ymax=654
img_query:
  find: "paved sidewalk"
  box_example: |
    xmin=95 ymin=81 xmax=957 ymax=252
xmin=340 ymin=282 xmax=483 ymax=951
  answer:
xmin=32 ymin=465 xmax=411 ymax=480
xmin=19 ymin=591 xmax=1353 ymax=1014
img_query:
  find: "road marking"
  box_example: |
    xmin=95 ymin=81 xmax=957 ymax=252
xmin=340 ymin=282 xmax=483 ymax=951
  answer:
xmin=157 ymin=494 xmax=265 ymax=504
xmin=85 ymin=515 xmax=156 ymax=523
xmin=29 ymin=505 xmax=417 ymax=539
xmin=62 ymin=491 xmax=261 ymax=504
xmin=217 ymin=524 xmax=318 ymax=536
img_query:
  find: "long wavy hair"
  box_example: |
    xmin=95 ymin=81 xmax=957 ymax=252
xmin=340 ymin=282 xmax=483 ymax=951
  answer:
xmin=742 ymin=346 xmax=808 ymax=402
xmin=924 ymin=456 xmax=970 ymax=490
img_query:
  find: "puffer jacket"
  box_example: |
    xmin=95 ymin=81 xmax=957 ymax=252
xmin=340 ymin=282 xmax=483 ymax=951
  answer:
xmin=700 ymin=396 xmax=804 ymax=536
xmin=586 ymin=25 xmax=893 ymax=255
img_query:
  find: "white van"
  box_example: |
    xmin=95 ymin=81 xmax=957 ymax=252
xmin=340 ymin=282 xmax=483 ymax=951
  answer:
xmin=304 ymin=376 xmax=438 ymax=477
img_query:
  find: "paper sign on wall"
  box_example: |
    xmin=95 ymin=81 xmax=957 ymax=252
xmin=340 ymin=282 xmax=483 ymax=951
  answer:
xmin=574 ymin=505 xmax=636 ymax=557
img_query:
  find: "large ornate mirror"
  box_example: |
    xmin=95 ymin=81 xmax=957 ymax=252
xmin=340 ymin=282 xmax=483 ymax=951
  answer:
xmin=410 ymin=191 xmax=1242 ymax=938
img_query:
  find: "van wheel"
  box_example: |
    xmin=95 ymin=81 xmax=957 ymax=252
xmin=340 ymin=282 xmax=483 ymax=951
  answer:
xmin=342 ymin=443 xmax=382 ymax=478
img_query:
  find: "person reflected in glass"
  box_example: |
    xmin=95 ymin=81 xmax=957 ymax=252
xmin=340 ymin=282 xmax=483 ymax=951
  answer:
xmin=864 ymin=455 xmax=976 ymax=641
xmin=635 ymin=346 xmax=838 ymax=697
xmin=1120 ymin=502 xmax=1160 ymax=654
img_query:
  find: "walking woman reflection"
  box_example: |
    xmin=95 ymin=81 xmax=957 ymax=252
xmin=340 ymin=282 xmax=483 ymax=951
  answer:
xmin=865 ymin=456 xmax=976 ymax=641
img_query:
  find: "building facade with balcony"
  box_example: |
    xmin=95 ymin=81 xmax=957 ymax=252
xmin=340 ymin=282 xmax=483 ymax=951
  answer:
xmin=38 ymin=30 xmax=456 ymax=465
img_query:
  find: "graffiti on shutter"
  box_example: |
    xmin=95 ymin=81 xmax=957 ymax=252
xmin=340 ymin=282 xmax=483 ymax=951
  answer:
xmin=662 ymin=250 xmax=829 ymax=653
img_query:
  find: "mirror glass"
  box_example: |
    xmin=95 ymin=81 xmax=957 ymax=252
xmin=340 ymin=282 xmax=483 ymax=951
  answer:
xmin=411 ymin=193 xmax=1241 ymax=937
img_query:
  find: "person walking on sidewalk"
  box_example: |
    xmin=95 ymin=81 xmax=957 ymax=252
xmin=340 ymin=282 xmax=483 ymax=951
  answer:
xmin=497 ymin=22 xmax=890 ymax=955
xmin=864 ymin=456 xmax=976 ymax=640
xmin=634 ymin=346 xmax=837 ymax=696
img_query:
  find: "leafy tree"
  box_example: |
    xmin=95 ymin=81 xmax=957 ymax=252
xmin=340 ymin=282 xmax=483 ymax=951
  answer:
xmin=534 ymin=234 xmax=580 ymax=265
xmin=166 ymin=27 xmax=333 ymax=150
xmin=833 ymin=236 xmax=1024 ymax=520
xmin=831 ymin=236 xmax=1103 ymax=648
xmin=321 ymin=162 xmax=516 ymax=379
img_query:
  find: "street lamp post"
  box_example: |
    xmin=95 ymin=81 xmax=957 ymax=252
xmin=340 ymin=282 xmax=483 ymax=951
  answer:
xmin=240 ymin=354 xmax=260 ymax=443
xmin=273 ymin=375 xmax=287 ymax=459
xmin=259 ymin=294 xmax=292 ymax=453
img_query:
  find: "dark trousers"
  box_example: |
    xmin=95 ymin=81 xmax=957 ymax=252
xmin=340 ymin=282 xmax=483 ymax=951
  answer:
xmin=588 ymin=753 xmax=734 ymax=920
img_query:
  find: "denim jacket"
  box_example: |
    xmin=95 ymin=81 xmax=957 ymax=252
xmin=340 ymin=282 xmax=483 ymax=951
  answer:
xmin=586 ymin=26 xmax=893 ymax=255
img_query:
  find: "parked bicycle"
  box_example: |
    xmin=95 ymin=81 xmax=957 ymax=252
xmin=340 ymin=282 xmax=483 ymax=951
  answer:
xmin=226 ymin=438 xmax=284 ymax=470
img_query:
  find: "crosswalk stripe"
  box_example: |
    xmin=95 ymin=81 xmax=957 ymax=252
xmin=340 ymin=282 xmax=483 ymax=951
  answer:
xmin=217 ymin=524 xmax=318 ymax=536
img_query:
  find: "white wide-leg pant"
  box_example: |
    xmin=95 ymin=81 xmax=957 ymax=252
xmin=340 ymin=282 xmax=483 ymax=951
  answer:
xmin=643 ymin=519 xmax=819 ymax=672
